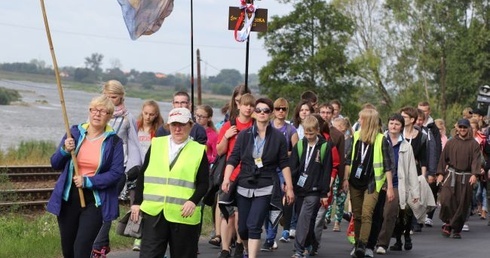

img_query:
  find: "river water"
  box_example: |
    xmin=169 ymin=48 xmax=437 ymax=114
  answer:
xmin=0 ymin=80 xmax=223 ymax=152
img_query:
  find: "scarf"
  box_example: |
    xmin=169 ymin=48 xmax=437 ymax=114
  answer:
xmin=113 ymin=104 xmax=128 ymax=118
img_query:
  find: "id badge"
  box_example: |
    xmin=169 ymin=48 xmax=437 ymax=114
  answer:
xmin=254 ymin=157 xmax=263 ymax=168
xmin=355 ymin=165 xmax=363 ymax=179
xmin=297 ymin=173 xmax=308 ymax=187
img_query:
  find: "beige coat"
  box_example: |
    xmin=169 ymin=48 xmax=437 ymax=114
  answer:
xmin=396 ymin=139 xmax=420 ymax=210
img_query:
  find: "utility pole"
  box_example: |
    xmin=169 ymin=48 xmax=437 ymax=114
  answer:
xmin=197 ymin=49 xmax=202 ymax=105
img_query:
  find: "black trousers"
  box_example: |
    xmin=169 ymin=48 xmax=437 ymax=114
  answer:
xmin=140 ymin=211 xmax=200 ymax=258
xmin=58 ymin=188 xmax=102 ymax=258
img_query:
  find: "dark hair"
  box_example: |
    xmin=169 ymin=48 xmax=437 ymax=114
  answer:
xmin=312 ymin=113 xmax=330 ymax=135
xmin=292 ymin=101 xmax=315 ymax=128
xmin=400 ymin=106 xmax=418 ymax=119
xmin=173 ymin=91 xmax=190 ymax=101
xmin=229 ymin=84 xmax=251 ymax=122
xmin=255 ymin=97 xmax=273 ymax=110
xmin=388 ymin=113 xmax=405 ymax=129
xmin=301 ymin=90 xmax=318 ymax=104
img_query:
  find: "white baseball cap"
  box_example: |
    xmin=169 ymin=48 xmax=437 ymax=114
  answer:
xmin=167 ymin=108 xmax=192 ymax=124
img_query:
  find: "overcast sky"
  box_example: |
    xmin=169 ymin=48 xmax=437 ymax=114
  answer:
xmin=0 ymin=1 xmax=292 ymax=77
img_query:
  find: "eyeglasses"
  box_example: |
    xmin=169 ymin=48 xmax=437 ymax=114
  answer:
xmin=320 ymin=111 xmax=332 ymax=114
xmin=195 ymin=114 xmax=208 ymax=119
xmin=89 ymin=108 xmax=109 ymax=116
xmin=254 ymin=107 xmax=272 ymax=114
xmin=458 ymin=125 xmax=468 ymax=129
xmin=274 ymin=107 xmax=288 ymax=112
xmin=173 ymin=101 xmax=189 ymax=105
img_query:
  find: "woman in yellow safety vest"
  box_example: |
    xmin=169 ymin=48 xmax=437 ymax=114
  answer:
xmin=342 ymin=108 xmax=395 ymax=258
xmin=130 ymin=107 xmax=209 ymax=258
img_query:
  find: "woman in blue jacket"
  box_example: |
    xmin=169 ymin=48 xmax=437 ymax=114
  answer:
xmin=47 ymin=95 xmax=124 ymax=258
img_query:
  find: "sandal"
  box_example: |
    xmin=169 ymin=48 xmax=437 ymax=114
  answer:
xmin=209 ymin=235 xmax=221 ymax=247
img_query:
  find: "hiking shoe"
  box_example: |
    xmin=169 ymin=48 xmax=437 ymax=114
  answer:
xmin=260 ymin=240 xmax=274 ymax=252
xmin=280 ymin=230 xmax=290 ymax=242
xmin=425 ymin=218 xmax=433 ymax=227
xmin=365 ymin=248 xmax=374 ymax=257
xmin=404 ymin=237 xmax=412 ymax=250
xmin=376 ymin=246 xmax=386 ymax=254
xmin=219 ymin=249 xmax=231 ymax=258
xmin=132 ymin=239 xmax=141 ymax=251
xmin=462 ymin=224 xmax=469 ymax=232
xmin=452 ymin=232 xmax=462 ymax=239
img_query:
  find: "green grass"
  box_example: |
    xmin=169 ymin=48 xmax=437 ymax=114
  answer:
xmin=0 ymin=140 xmax=55 ymax=165
xmin=0 ymin=206 xmax=214 ymax=257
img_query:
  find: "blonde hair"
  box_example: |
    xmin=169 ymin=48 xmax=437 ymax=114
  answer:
xmin=89 ymin=95 xmax=114 ymax=115
xmin=359 ymin=108 xmax=380 ymax=144
xmin=102 ymin=80 xmax=125 ymax=98
xmin=333 ymin=117 xmax=354 ymax=136
xmin=303 ymin=115 xmax=319 ymax=133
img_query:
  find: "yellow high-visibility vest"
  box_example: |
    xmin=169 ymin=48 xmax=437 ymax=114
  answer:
xmin=140 ymin=136 xmax=204 ymax=225
xmin=351 ymin=132 xmax=386 ymax=192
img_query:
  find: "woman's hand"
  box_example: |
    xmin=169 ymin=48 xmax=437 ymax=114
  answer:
xmin=64 ymin=137 xmax=75 ymax=152
xmin=72 ymin=175 xmax=83 ymax=188
xmin=130 ymin=205 xmax=140 ymax=222
xmin=221 ymin=179 xmax=230 ymax=193
xmin=225 ymin=126 xmax=238 ymax=140
xmin=181 ymin=201 xmax=196 ymax=217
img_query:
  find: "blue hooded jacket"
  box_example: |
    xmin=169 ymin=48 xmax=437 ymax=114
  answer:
xmin=47 ymin=123 xmax=125 ymax=222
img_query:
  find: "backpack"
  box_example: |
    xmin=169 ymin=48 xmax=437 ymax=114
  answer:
xmin=297 ymin=140 xmax=328 ymax=163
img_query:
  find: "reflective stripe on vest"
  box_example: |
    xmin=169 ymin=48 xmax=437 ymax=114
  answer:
xmin=352 ymin=132 xmax=385 ymax=192
xmin=140 ymin=136 xmax=205 ymax=225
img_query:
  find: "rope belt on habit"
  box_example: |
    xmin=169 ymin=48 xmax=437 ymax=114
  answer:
xmin=447 ymin=167 xmax=471 ymax=187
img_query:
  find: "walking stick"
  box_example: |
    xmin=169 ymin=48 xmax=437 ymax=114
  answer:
xmin=40 ymin=0 xmax=85 ymax=207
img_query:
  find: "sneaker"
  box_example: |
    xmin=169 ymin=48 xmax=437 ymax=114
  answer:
xmin=260 ymin=241 xmax=274 ymax=252
xmin=452 ymin=232 xmax=462 ymax=239
xmin=376 ymin=246 xmax=386 ymax=254
xmin=350 ymin=246 xmax=356 ymax=258
xmin=355 ymin=242 xmax=366 ymax=258
xmin=424 ymin=218 xmax=433 ymax=227
xmin=132 ymin=239 xmax=141 ymax=251
xmin=462 ymin=224 xmax=469 ymax=232
xmin=273 ymin=241 xmax=278 ymax=249
xmin=280 ymin=230 xmax=290 ymax=242
xmin=91 ymin=246 xmax=110 ymax=258
xmin=333 ymin=221 xmax=341 ymax=232
xmin=291 ymin=252 xmax=305 ymax=258
xmin=289 ymin=229 xmax=296 ymax=239
xmin=219 ymin=249 xmax=231 ymax=258
xmin=413 ymin=223 xmax=422 ymax=232
xmin=364 ymin=248 xmax=374 ymax=257
xmin=404 ymin=236 xmax=412 ymax=250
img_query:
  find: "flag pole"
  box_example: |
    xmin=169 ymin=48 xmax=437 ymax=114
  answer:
xmin=40 ymin=0 xmax=85 ymax=207
xmin=190 ymin=0 xmax=195 ymax=115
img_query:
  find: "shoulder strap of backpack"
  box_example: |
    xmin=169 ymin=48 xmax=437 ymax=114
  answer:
xmin=320 ymin=142 xmax=328 ymax=163
xmin=297 ymin=140 xmax=304 ymax=161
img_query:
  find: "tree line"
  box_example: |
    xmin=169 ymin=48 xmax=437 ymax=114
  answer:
xmin=259 ymin=0 xmax=490 ymax=125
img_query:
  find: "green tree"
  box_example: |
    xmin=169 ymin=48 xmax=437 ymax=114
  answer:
xmin=257 ymin=0 xmax=357 ymax=114
xmin=84 ymin=53 xmax=104 ymax=73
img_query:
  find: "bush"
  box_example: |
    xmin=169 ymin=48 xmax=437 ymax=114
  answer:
xmin=0 ymin=87 xmax=21 ymax=105
xmin=0 ymin=140 xmax=55 ymax=165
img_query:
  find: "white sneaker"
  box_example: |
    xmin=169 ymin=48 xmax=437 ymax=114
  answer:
xmin=424 ymin=218 xmax=433 ymax=227
xmin=376 ymin=246 xmax=386 ymax=254
xmin=462 ymin=224 xmax=469 ymax=232
xmin=273 ymin=241 xmax=278 ymax=249
xmin=365 ymin=248 xmax=374 ymax=257
xmin=289 ymin=229 xmax=296 ymax=239
xmin=350 ymin=246 xmax=356 ymax=257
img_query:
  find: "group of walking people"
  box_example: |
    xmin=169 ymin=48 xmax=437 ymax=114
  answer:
xmin=45 ymin=80 xmax=489 ymax=258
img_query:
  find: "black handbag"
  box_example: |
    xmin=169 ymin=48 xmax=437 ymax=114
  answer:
xmin=116 ymin=211 xmax=142 ymax=238
xmin=203 ymin=154 xmax=228 ymax=206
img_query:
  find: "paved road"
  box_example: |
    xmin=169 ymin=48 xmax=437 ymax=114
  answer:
xmin=110 ymin=211 xmax=490 ymax=258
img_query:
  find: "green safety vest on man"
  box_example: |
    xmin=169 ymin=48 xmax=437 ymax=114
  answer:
xmin=140 ymin=136 xmax=205 ymax=225
xmin=351 ymin=131 xmax=386 ymax=192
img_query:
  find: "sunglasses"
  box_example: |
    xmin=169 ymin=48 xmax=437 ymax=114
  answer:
xmin=274 ymin=107 xmax=288 ymax=112
xmin=458 ymin=125 xmax=468 ymax=129
xmin=254 ymin=107 xmax=272 ymax=114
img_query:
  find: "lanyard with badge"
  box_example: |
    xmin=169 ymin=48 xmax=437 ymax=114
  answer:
xmin=298 ymin=138 xmax=317 ymax=187
xmin=254 ymin=133 xmax=266 ymax=168
xmin=355 ymin=141 xmax=369 ymax=179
